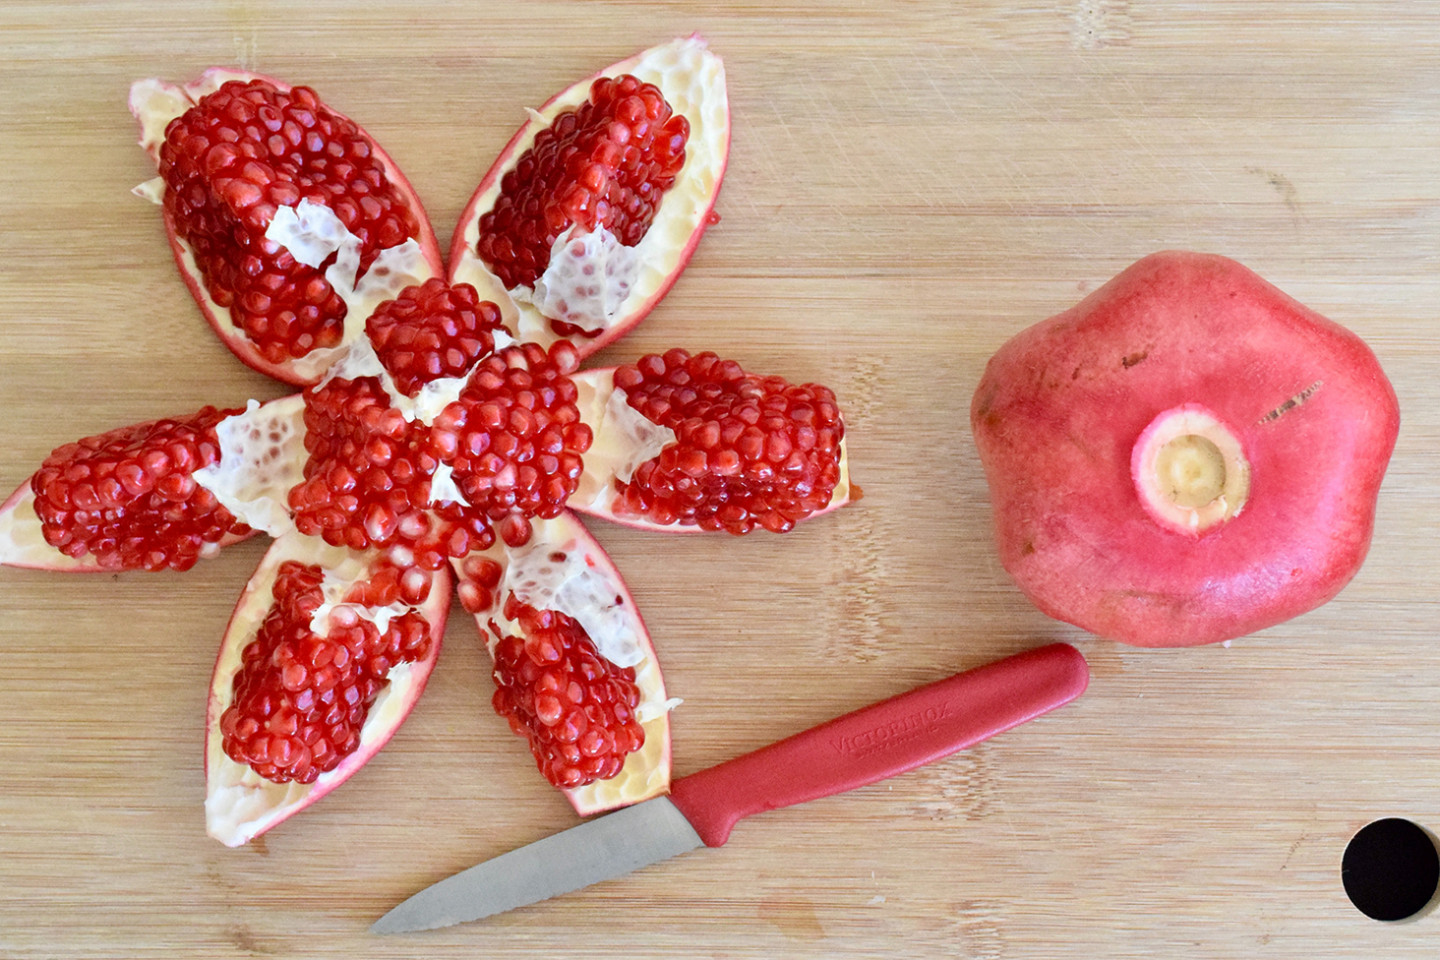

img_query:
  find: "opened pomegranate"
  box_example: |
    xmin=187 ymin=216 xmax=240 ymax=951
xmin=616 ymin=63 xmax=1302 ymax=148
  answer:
xmin=1 ymin=38 xmax=865 ymax=845
xmin=129 ymin=69 xmax=443 ymax=385
xmin=454 ymin=511 xmax=673 ymax=815
xmin=971 ymin=251 xmax=1400 ymax=647
xmin=450 ymin=35 xmax=730 ymax=357
xmin=206 ymin=531 xmax=450 ymax=846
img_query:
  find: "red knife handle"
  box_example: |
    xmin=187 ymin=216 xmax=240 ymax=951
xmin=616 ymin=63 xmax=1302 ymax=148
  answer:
xmin=667 ymin=642 xmax=1088 ymax=847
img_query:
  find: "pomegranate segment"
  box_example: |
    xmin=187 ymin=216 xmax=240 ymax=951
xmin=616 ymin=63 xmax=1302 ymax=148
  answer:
xmin=1 ymin=395 xmax=308 ymax=572
xmin=430 ymin=341 xmax=592 ymax=546
xmin=565 ymin=353 xmax=854 ymax=533
xmin=289 ymin=375 xmax=444 ymax=553
xmin=450 ymin=35 xmax=730 ymax=359
xmin=206 ymin=532 xmax=450 ymax=846
xmin=130 ymin=70 xmax=442 ymax=386
xmin=0 ymin=406 xmax=247 ymax=572
xmin=476 ymin=73 xmax=690 ymax=293
xmin=452 ymin=512 xmax=672 ymax=816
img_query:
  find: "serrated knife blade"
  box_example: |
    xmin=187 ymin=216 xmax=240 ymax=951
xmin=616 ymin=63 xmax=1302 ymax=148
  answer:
xmin=373 ymin=642 xmax=1089 ymax=934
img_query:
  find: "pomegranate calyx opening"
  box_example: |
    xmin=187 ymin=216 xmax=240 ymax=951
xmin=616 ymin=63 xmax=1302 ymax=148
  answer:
xmin=1132 ymin=403 xmax=1250 ymax=537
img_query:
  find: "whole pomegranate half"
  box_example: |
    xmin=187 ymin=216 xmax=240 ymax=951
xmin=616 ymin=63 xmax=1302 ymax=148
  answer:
xmin=449 ymin=35 xmax=730 ymax=359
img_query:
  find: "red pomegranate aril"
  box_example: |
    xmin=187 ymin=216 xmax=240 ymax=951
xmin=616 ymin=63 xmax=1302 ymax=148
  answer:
xmin=291 ymin=376 xmax=437 ymax=554
xmin=159 ymin=79 xmax=422 ymax=365
xmin=28 ymin=406 xmax=249 ymax=571
xmin=490 ymin=596 xmax=645 ymax=789
xmin=476 ymin=74 xmax=689 ymax=292
xmin=365 ymin=278 xmax=509 ymax=396
xmin=609 ymin=350 xmax=845 ymax=535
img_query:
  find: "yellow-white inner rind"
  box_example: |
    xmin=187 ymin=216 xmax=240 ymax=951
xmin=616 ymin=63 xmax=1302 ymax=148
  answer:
xmin=450 ymin=36 xmax=729 ymax=348
xmin=205 ymin=535 xmax=440 ymax=847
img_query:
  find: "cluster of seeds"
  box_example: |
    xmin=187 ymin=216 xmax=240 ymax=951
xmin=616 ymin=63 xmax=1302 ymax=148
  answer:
xmin=219 ymin=561 xmax=433 ymax=784
xmin=159 ymin=79 xmax=420 ymax=364
xmin=30 ymin=406 xmax=247 ymax=571
xmin=612 ymin=349 xmax=845 ymax=533
xmin=365 ymin=279 xmax=507 ymax=397
xmin=489 ymin=594 xmax=645 ymax=788
xmin=476 ymin=73 xmax=689 ymax=293
xmin=289 ymin=376 xmax=440 ymax=552
xmin=430 ymin=341 xmax=592 ymax=548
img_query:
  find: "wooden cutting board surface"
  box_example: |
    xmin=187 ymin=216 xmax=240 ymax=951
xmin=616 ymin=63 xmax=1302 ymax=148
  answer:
xmin=3 ymin=2 xmax=1439 ymax=957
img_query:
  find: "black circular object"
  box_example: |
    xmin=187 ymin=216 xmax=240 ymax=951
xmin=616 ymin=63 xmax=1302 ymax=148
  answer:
xmin=1341 ymin=818 xmax=1440 ymax=921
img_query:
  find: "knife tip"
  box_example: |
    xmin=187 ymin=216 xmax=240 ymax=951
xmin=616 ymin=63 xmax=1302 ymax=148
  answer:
xmin=369 ymin=908 xmax=424 ymax=936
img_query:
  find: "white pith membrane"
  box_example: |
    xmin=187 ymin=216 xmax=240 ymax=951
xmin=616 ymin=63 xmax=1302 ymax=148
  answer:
xmin=316 ymin=321 xmax=514 ymax=431
xmin=511 ymin=225 xmax=642 ymax=333
xmin=566 ymin=367 xmax=853 ymax=529
xmin=1131 ymin=403 xmax=1251 ymax=537
xmin=192 ymin=394 xmax=308 ymax=537
xmin=450 ymin=35 xmax=729 ymax=351
xmin=206 ymin=532 xmax=448 ymax=847
xmin=454 ymin=512 xmax=674 ymax=814
xmin=129 ymin=74 xmax=437 ymax=382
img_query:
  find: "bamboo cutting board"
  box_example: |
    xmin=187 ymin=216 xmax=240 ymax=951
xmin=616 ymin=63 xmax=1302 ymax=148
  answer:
xmin=2 ymin=2 xmax=1439 ymax=958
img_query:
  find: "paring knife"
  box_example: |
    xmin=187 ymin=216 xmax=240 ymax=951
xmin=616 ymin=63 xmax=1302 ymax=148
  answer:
xmin=372 ymin=641 xmax=1089 ymax=934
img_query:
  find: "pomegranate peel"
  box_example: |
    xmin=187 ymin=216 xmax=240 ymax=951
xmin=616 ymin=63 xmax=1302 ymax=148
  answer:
xmin=453 ymin=511 xmax=673 ymax=816
xmin=129 ymin=70 xmax=443 ymax=386
xmin=206 ymin=531 xmax=451 ymax=846
xmin=449 ymin=35 xmax=729 ymax=358
xmin=971 ymin=250 xmax=1400 ymax=647
xmin=566 ymin=356 xmax=853 ymax=534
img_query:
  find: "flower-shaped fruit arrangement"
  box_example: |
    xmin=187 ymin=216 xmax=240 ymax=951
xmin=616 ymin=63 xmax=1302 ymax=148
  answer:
xmin=0 ymin=37 xmax=856 ymax=847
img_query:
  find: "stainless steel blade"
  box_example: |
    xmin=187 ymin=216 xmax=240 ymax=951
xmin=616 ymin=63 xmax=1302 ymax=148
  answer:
xmin=371 ymin=796 xmax=704 ymax=934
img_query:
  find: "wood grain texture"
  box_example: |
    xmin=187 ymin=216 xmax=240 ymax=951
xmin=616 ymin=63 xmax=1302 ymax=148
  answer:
xmin=2 ymin=1 xmax=1439 ymax=957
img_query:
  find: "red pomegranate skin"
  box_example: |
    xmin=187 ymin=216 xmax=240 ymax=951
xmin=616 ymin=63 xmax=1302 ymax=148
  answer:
xmin=970 ymin=251 xmax=1400 ymax=647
